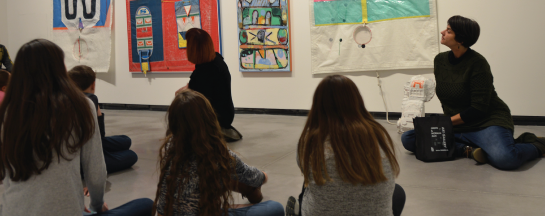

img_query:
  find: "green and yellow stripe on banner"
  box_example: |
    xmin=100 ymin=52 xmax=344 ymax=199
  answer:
xmin=361 ymin=0 xmax=367 ymax=24
xmin=313 ymin=0 xmax=430 ymax=26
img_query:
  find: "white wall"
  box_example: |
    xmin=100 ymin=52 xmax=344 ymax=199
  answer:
xmin=0 ymin=0 xmax=8 ymax=47
xmin=4 ymin=0 xmax=545 ymax=116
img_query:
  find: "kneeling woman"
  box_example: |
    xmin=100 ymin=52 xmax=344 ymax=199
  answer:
xmin=297 ymin=75 xmax=405 ymax=216
xmin=175 ymin=28 xmax=241 ymax=142
xmin=401 ymin=16 xmax=545 ymax=170
xmin=153 ymin=90 xmax=284 ymax=216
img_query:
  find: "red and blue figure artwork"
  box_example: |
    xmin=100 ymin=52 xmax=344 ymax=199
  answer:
xmin=237 ymin=0 xmax=292 ymax=72
xmin=127 ymin=0 xmax=222 ymax=73
xmin=53 ymin=0 xmax=113 ymax=72
xmin=135 ymin=6 xmax=154 ymax=74
xmin=175 ymin=0 xmax=202 ymax=49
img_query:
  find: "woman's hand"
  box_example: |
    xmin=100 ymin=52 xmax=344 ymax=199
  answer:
xmin=101 ymin=203 xmax=109 ymax=212
xmin=175 ymin=84 xmax=189 ymax=95
xmin=83 ymin=187 xmax=90 ymax=197
xmin=451 ymin=114 xmax=465 ymax=126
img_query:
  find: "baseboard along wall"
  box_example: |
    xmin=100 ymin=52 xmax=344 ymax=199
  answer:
xmin=100 ymin=103 xmax=545 ymax=126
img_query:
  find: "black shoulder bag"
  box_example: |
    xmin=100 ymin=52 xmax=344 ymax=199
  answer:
xmin=413 ymin=116 xmax=455 ymax=162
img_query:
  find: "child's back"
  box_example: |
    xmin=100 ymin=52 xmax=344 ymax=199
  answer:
xmin=68 ymin=65 xmax=138 ymax=174
xmin=1 ymin=98 xmax=106 ymax=216
xmin=0 ymin=39 xmax=106 ymax=216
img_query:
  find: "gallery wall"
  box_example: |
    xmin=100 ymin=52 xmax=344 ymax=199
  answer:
xmin=0 ymin=0 xmax=7 ymax=45
xmin=3 ymin=0 xmax=545 ymax=116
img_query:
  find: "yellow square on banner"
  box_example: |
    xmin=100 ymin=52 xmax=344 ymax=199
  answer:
xmin=178 ymin=33 xmax=187 ymax=48
xmin=142 ymin=62 xmax=149 ymax=74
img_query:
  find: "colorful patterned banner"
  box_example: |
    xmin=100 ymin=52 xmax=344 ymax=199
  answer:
xmin=237 ymin=0 xmax=292 ymax=72
xmin=126 ymin=0 xmax=222 ymax=73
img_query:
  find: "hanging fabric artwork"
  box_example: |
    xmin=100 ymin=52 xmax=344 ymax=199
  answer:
xmin=176 ymin=0 xmax=202 ymax=49
xmin=127 ymin=0 xmax=221 ymax=74
xmin=237 ymin=0 xmax=292 ymax=72
xmin=309 ymin=0 xmax=439 ymax=74
xmin=52 ymin=0 xmax=113 ymax=72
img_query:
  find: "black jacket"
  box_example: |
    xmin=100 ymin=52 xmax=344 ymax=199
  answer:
xmin=188 ymin=53 xmax=235 ymax=128
xmin=85 ymin=93 xmax=106 ymax=138
xmin=0 ymin=45 xmax=13 ymax=72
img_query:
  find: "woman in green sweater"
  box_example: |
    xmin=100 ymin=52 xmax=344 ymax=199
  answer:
xmin=401 ymin=15 xmax=545 ymax=170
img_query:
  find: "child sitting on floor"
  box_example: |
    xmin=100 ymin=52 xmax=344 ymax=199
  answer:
xmin=68 ymin=65 xmax=138 ymax=175
xmin=153 ymin=89 xmax=284 ymax=216
xmin=0 ymin=69 xmax=10 ymax=104
xmin=0 ymin=38 xmax=152 ymax=216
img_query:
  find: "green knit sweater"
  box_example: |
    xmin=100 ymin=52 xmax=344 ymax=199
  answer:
xmin=434 ymin=49 xmax=514 ymax=133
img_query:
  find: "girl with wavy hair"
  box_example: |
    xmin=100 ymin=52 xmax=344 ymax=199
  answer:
xmin=0 ymin=39 xmax=152 ymax=216
xmin=295 ymin=75 xmax=405 ymax=216
xmin=153 ymin=89 xmax=283 ymax=216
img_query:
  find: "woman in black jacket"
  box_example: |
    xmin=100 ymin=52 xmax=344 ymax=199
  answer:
xmin=175 ymin=28 xmax=241 ymax=142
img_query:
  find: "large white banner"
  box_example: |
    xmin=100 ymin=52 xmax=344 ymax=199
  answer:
xmin=52 ymin=0 xmax=112 ymax=72
xmin=310 ymin=0 xmax=439 ymax=74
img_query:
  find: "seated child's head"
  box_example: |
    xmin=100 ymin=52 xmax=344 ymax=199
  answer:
xmin=68 ymin=65 xmax=96 ymax=93
xmin=0 ymin=69 xmax=10 ymax=92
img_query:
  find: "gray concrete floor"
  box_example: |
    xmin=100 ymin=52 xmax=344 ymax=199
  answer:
xmin=2 ymin=109 xmax=545 ymax=215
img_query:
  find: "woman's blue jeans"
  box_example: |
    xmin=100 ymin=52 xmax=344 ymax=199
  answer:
xmin=228 ymin=200 xmax=284 ymax=216
xmin=102 ymin=135 xmax=138 ymax=174
xmin=401 ymin=126 xmax=540 ymax=170
xmin=85 ymin=198 xmax=153 ymax=216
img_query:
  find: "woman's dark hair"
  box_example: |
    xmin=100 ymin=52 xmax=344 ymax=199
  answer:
xmin=298 ymin=75 xmax=399 ymax=187
xmin=68 ymin=65 xmax=96 ymax=91
xmin=153 ymin=90 xmax=234 ymax=216
xmin=0 ymin=39 xmax=95 ymax=182
xmin=448 ymin=15 xmax=480 ymax=48
xmin=186 ymin=28 xmax=216 ymax=64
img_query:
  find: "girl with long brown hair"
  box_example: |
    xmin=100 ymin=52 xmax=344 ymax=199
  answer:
xmin=153 ymin=89 xmax=284 ymax=216
xmin=295 ymin=75 xmax=405 ymax=216
xmin=0 ymin=39 xmax=152 ymax=216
